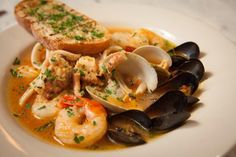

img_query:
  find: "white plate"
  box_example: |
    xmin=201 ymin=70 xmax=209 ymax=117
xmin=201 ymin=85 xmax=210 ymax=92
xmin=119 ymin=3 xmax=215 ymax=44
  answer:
xmin=0 ymin=1 xmax=236 ymax=157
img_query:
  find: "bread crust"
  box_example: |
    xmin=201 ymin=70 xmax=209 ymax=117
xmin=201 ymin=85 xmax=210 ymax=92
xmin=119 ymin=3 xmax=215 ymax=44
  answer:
xmin=15 ymin=0 xmax=110 ymax=55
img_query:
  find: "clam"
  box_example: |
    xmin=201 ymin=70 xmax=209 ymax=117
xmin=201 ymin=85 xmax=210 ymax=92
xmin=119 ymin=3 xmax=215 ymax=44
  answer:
xmin=107 ymin=110 xmax=152 ymax=146
xmin=86 ymin=52 xmax=158 ymax=112
xmin=133 ymin=45 xmax=172 ymax=84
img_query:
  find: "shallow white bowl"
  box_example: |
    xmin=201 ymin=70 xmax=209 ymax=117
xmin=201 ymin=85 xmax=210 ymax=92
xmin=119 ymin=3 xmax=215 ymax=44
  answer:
xmin=0 ymin=1 xmax=236 ymax=157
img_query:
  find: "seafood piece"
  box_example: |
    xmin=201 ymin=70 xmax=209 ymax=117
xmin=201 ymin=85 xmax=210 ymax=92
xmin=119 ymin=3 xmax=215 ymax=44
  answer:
xmin=133 ymin=45 xmax=172 ymax=84
xmin=175 ymin=59 xmax=205 ymax=81
xmin=111 ymin=28 xmax=175 ymax=51
xmin=168 ymin=42 xmax=200 ymax=69
xmin=146 ymin=90 xmax=189 ymax=118
xmin=40 ymin=53 xmax=73 ymax=100
xmin=108 ymin=110 xmax=152 ymax=146
xmin=111 ymin=31 xmax=149 ymax=50
xmin=16 ymin=65 xmax=39 ymax=78
xmin=134 ymin=28 xmax=176 ymax=51
xmin=151 ymin=111 xmax=190 ymax=132
xmin=19 ymin=50 xmax=80 ymax=105
xmin=101 ymin=51 xmax=127 ymax=74
xmin=31 ymin=43 xmax=81 ymax=70
xmin=159 ymin=72 xmax=199 ymax=95
xmin=73 ymin=56 xmax=103 ymax=96
xmin=145 ymin=91 xmax=192 ymax=132
xmin=55 ymin=99 xmax=107 ymax=147
xmin=31 ymin=43 xmax=49 ymax=69
xmin=86 ymin=52 xmax=158 ymax=112
xmin=32 ymin=93 xmax=63 ymax=119
xmin=115 ymin=52 xmax=158 ymax=93
xmin=133 ymin=45 xmax=172 ymax=69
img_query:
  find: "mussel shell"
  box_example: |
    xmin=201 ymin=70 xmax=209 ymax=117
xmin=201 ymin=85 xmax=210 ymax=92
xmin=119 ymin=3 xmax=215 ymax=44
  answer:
xmin=177 ymin=59 xmax=205 ymax=81
xmin=170 ymin=56 xmax=188 ymax=69
xmin=187 ymin=95 xmax=199 ymax=106
xmin=151 ymin=111 xmax=190 ymax=132
xmin=145 ymin=90 xmax=188 ymax=118
xmin=108 ymin=129 xmax=146 ymax=146
xmin=159 ymin=71 xmax=199 ymax=95
xmin=168 ymin=42 xmax=200 ymax=60
xmin=107 ymin=110 xmax=152 ymax=146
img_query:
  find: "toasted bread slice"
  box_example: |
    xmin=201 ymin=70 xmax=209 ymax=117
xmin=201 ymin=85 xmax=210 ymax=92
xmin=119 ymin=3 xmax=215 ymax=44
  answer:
xmin=15 ymin=0 xmax=110 ymax=55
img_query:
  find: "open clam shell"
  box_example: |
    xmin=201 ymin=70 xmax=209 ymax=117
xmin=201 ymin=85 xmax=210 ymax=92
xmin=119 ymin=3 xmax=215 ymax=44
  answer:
xmin=133 ymin=45 xmax=172 ymax=69
xmin=86 ymin=52 xmax=158 ymax=112
xmin=133 ymin=45 xmax=172 ymax=84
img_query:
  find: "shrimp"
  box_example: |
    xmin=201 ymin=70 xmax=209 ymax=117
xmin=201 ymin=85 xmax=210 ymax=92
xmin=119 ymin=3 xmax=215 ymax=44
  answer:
xmin=31 ymin=93 xmax=65 ymax=119
xmin=55 ymin=98 xmax=107 ymax=147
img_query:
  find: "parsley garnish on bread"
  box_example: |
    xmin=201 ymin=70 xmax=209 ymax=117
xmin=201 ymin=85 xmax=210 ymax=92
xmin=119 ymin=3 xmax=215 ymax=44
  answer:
xmin=15 ymin=0 xmax=110 ymax=54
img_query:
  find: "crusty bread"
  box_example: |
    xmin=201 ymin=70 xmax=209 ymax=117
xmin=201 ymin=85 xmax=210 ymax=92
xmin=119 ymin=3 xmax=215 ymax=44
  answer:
xmin=15 ymin=0 xmax=110 ymax=55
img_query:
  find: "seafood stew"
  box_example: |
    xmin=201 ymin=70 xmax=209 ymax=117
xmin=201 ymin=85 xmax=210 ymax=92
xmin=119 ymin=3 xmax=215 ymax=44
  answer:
xmin=8 ymin=27 xmax=204 ymax=150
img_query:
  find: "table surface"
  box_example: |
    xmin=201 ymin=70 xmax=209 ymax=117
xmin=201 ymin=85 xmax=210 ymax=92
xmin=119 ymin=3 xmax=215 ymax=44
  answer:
xmin=0 ymin=0 xmax=236 ymax=156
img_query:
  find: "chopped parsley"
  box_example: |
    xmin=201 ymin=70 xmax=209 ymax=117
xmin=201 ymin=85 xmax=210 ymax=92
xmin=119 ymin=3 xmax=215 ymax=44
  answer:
xmin=74 ymin=134 xmax=85 ymax=144
xmin=40 ymin=0 xmax=47 ymax=5
xmin=71 ymin=15 xmax=84 ymax=21
xmin=25 ymin=103 xmax=31 ymax=110
xmin=79 ymin=69 xmax=85 ymax=77
xmin=10 ymin=68 xmax=22 ymax=78
xmin=50 ymin=57 xmax=57 ymax=62
xmin=117 ymin=97 xmax=124 ymax=102
xmin=19 ymin=85 xmax=25 ymax=91
xmin=37 ymin=105 xmax=46 ymax=110
xmin=49 ymin=13 xmax=66 ymax=22
xmin=44 ymin=69 xmax=52 ymax=78
xmin=66 ymin=107 xmax=74 ymax=117
xmin=76 ymin=97 xmax=81 ymax=102
xmin=28 ymin=7 xmax=39 ymax=16
xmin=53 ymin=5 xmax=64 ymax=12
xmin=75 ymin=35 xmax=85 ymax=41
xmin=13 ymin=57 xmax=20 ymax=65
xmin=93 ymin=121 xmax=97 ymax=126
xmin=35 ymin=121 xmax=54 ymax=132
xmin=101 ymin=65 xmax=108 ymax=73
xmin=43 ymin=69 xmax=56 ymax=81
xmin=91 ymin=31 xmax=104 ymax=38
xmin=105 ymin=89 xmax=112 ymax=95
xmin=101 ymin=94 xmax=109 ymax=101
xmin=26 ymin=3 xmax=104 ymax=40
xmin=129 ymin=93 xmax=136 ymax=99
xmin=37 ymin=12 xmax=46 ymax=21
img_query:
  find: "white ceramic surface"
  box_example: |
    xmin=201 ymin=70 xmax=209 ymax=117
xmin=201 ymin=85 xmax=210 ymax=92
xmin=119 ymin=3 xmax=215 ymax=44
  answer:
xmin=0 ymin=2 xmax=236 ymax=157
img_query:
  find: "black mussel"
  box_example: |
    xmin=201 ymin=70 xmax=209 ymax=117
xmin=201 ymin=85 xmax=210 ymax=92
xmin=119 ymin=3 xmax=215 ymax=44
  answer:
xmin=159 ymin=71 xmax=199 ymax=95
xmin=145 ymin=90 xmax=199 ymax=117
xmin=168 ymin=42 xmax=200 ymax=60
xmin=170 ymin=55 xmax=188 ymax=70
xmin=145 ymin=91 xmax=192 ymax=132
xmin=176 ymin=59 xmax=205 ymax=81
xmin=151 ymin=111 xmax=190 ymax=132
xmin=145 ymin=90 xmax=188 ymax=118
xmin=186 ymin=95 xmax=199 ymax=107
xmin=108 ymin=110 xmax=152 ymax=146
